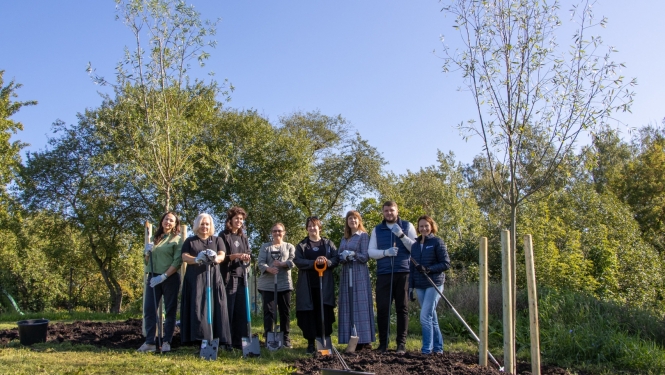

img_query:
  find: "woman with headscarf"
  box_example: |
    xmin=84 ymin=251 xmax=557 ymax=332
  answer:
xmin=137 ymin=211 xmax=183 ymax=353
xmin=294 ymin=216 xmax=339 ymax=354
xmin=337 ymin=210 xmax=375 ymax=350
xmin=180 ymin=213 xmax=231 ymax=348
xmin=219 ymin=206 xmax=252 ymax=350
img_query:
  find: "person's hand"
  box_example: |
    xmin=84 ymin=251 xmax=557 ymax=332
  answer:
xmin=144 ymin=243 xmax=154 ymax=255
xmin=409 ymin=288 xmax=417 ymax=302
xmin=391 ymin=225 xmax=404 ymax=238
xmin=150 ymin=274 xmax=167 ymax=287
xmin=416 ymin=264 xmax=430 ymax=274
xmin=384 ymin=247 xmax=398 ymax=257
xmin=272 ymin=260 xmax=283 ymax=268
xmin=205 ymin=249 xmax=216 ymax=257
xmin=315 ymin=256 xmax=327 ymax=265
xmin=340 ymin=250 xmax=356 ymax=261
xmin=266 ymin=267 xmax=278 ymax=275
xmin=195 ymin=251 xmax=207 ymax=264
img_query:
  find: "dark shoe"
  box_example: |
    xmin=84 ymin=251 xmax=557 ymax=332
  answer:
xmin=284 ymin=337 xmax=292 ymax=348
xmin=376 ymin=343 xmax=387 ymax=353
xmin=306 ymin=340 xmax=316 ymax=354
xmin=357 ymin=343 xmax=372 ymax=351
xmin=396 ymin=343 xmax=406 ymax=354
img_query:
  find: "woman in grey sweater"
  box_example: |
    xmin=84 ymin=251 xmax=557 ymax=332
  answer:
xmin=257 ymin=222 xmax=296 ymax=348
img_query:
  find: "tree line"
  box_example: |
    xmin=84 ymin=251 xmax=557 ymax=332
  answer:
xmin=1 ymin=0 xmax=662 ymax=316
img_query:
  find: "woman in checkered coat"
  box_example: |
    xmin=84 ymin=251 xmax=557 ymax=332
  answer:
xmin=337 ymin=210 xmax=375 ymax=350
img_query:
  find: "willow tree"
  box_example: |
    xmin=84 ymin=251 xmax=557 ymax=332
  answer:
xmin=88 ymin=0 xmax=230 ymax=213
xmin=443 ymin=0 xmax=633 ymax=302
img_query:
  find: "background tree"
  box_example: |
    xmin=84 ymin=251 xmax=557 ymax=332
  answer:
xmin=88 ymin=0 xmax=230 ymax=213
xmin=21 ymin=117 xmax=146 ymax=313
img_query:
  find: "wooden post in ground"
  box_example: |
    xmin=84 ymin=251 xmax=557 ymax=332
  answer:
xmin=179 ymin=224 xmax=187 ymax=287
xmin=501 ymin=229 xmax=515 ymax=374
xmin=524 ymin=234 xmax=541 ymax=375
xmin=142 ymin=221 xmax=152 ymax=337
xmin=479 ymin=237 xmax=488 ymax=367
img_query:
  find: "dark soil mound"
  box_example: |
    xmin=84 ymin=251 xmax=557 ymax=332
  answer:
xmin=0 ymin=319 xmax=181 ymax=350
xmin=292 ymin=350 xmax=573 ymax=375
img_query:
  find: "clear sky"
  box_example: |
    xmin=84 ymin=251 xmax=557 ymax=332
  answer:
xmin=2 ymin=1 xmax=663 ymax=175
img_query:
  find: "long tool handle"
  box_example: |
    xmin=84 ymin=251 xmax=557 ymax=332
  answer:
xmin=245 ymin=263 xmax=253 ymax=343
xmin=409 ymin=257 xmax=502 ymax=370
xmin=206 ymin=264 xmax=213 ymax=340
xmin=319 ymin=268 xmax=326 ymax=348
xmin=348 ymin=261 xmax=355 ymax=337
xmin=274 ymin=272 xmax=279 ymax=333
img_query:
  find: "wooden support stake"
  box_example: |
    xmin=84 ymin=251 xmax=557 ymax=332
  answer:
xmin=524 ymin=234 xmax=541 ymax=375
xmin=479 ymin=237 xmax=488 ymax=367
xmin=501 ymin=229 xmax=515 ymax=374
xmin=142 ymin=221 xmax=152 ymax=337
xmin=179 ymin=224 xmax=188 ymax=286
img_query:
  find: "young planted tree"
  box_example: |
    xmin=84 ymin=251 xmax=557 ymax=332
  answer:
xmin=442 ymin=0 xmax=635 ymax=366
xmin=88 ymin=0 xmax=230 ymax=213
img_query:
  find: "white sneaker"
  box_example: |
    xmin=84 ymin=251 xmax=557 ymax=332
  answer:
xmin=161 ymin=342 xmax=171 ymax=352
xmin=137 ymin=343 xmax=156 ymax=353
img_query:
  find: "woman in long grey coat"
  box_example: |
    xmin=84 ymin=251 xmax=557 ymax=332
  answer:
xmin=337 ymin=210 xmax=375 ymax=350
xmin=257 ymin=222 xmax=295 ymax=348
xmin=294 ymin=216 xmax=339 ymax=354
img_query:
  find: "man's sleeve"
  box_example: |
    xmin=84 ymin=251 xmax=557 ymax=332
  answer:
xmin=368 ymin=227 xmax=384 ymax=259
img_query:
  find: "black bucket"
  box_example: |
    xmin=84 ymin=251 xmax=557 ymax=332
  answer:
xmin=17 ymin=319 xmax=49 ymax=346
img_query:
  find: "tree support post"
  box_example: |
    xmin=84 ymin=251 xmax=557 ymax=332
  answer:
xmin=142 ymin=221 xmax=152 ymax=337
xmin=479 ymin=237 xmax=488 ymax=367
xmin=524 ymin=234 xmax=541 ymax=375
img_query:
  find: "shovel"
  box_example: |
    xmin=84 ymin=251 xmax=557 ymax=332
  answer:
xmin=267 ymin=250 xmax=283 ymax=351
xmin=345 ymin=258 xmax=359 ymax=353
xmin=200 ymin=260 xmax=219 ymax=360
xmin=314 ymin=260 xmax=332 ymax=355
xmin=241 ymin=261 xmax=261 ymax=357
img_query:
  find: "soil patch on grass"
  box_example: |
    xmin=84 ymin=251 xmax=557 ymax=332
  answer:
xmin=0 ymin=319 xmax=181 ymax=350
xmin=292 ymin=350 xmax=574 ymax=375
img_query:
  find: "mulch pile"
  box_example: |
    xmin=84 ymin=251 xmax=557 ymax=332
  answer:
xmin=0 ymin=320 xmax=576 ymax=374
xmin=0 ymin=318 xmax=181 ymax=350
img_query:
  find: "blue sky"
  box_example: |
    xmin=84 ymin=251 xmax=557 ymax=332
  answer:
xmin=2 ymin=1 xmax=663 ymax=175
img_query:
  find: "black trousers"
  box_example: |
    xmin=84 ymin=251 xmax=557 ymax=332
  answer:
xmin=227 ymin=277 xmax=249 ymax=347
xmin=144 ymin=273 xmax=181 ymax=345
xmin=260 ymin=289 xmax=291 ymax=338
xmin=375 ymin=272 xmax=409 ymax=346
xmin=296 ymin=288 xmax=335 ymax=341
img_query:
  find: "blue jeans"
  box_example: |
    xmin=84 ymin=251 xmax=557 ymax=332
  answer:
xmin=416 ymin=285 xmax=443 ymax=354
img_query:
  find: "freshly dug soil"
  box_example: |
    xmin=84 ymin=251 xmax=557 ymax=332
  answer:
xmin=0 ymin=320 xmax=575 ymax=374
xmin=0 ymin=319 xmax=181 ymax=350
xmin=292 ymin=350 xmax=574 ymax=375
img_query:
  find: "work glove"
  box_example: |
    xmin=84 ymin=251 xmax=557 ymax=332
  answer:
xmin=150 ymin=273 xmax=167 ymax=288
xmin=143 ymin=243 xmax=154 ymax=255
xmin=340 ymin=250 xmax=356 ymax=261
xmin=205 ymin=249 xmax=216 ymax=257
xmin=409 ymin=288 xmax=417 ymax=302
xmin=416 ymin=264 xmax=430 ymax=274
xmin=384 ymin=247 xmax=398 ymax=257
xmin=390 ymin=225 xmax=404 ymax=238
xmin=195 ymin=251 xmax=207 ymax=264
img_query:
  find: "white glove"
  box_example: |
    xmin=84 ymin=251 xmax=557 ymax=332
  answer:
xmin=384 ymin=247 xmax=398 ymax=257
xmin=391 ymin=225 xmax=404 ymax=238
xmin=150 ymin=274 xmax=167 ymax=287
xmin=205 ymin=249 xmax=216 ymax=257
xmin=340 ymin=250 xmax=356 ymax=261
xmin=144 ymin=243 xmax=154 ymax=255
xmin=195 ymin=251 xmax=207 ymax=264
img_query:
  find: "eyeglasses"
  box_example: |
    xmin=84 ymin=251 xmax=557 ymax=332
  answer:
xmin=272 ymin=230 xmax=284 ymax=233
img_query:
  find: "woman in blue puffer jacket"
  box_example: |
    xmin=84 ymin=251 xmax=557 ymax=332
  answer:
xmin=409 ymin=215 xmax=450 ymax=354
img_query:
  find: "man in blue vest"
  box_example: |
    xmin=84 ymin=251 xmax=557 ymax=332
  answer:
xmin=368 ymin=201 xmax=417 ymax=353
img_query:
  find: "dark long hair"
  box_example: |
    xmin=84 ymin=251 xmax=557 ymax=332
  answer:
xmin=153 ymin=211 xmax=181 ymax=244
xmin=223 ymin=206 xmax=247 ymax=236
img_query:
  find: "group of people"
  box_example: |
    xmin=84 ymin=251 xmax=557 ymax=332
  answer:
xmin=138 ymin=201 xmax=450 ymax=356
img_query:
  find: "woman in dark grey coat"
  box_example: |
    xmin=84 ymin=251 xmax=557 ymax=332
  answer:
xmin=293 ymin=216 xmax=339 ymax=354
